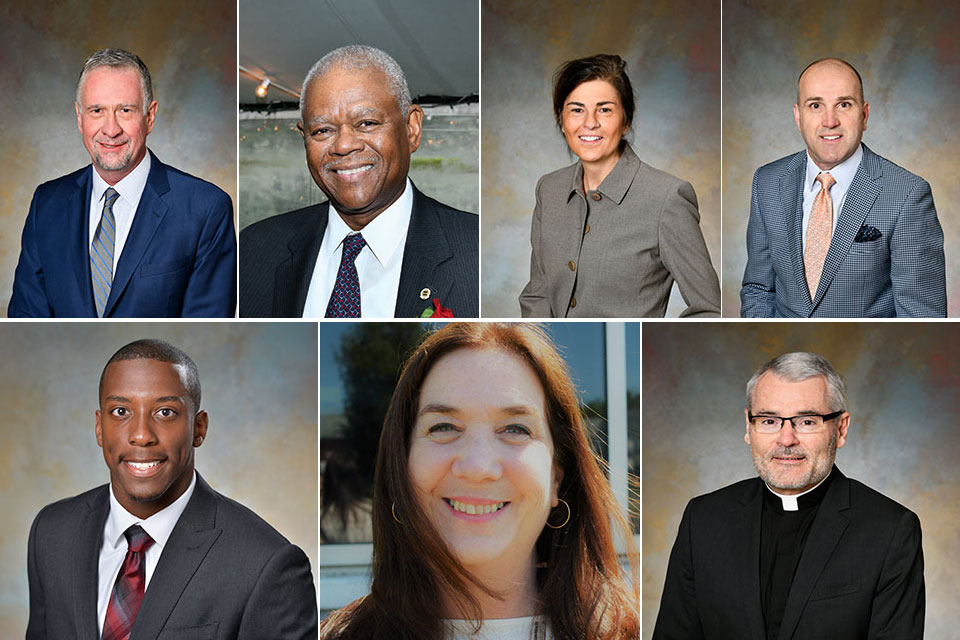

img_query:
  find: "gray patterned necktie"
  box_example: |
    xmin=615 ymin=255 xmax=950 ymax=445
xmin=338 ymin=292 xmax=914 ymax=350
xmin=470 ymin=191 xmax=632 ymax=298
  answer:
xmin=91 ymin=187 xmax=119 ymax=317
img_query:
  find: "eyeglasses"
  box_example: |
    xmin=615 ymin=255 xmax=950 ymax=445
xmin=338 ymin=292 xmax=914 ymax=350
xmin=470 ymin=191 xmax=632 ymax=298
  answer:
xmin=747 ymin=411 xmax=843 ymax=434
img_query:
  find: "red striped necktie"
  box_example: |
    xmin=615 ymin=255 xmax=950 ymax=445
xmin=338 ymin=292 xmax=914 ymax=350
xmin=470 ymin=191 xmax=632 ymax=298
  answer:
xmin=102 ymin=525 xmax=154 ymax=640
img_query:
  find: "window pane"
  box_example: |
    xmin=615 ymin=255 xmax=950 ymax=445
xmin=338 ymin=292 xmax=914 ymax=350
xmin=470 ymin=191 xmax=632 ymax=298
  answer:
xmin=626 ymin=323 xmax=641 ymax=534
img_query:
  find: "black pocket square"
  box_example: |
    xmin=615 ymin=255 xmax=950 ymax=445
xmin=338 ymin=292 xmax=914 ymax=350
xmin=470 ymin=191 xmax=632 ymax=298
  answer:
xmin=854 ymin=225 xmax=882 ymax=242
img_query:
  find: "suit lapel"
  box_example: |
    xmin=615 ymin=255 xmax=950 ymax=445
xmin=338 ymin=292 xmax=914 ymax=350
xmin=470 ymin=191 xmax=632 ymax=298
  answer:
xmin=105 ymin=154 xmax=170 ymax=317
xmin=275 ymin=205 xmax=327 ymax=316
xmin=777 ymin=469 xmax=851 ymax=640
xmin=70 ymin=168 xmax=98 ymax=316
xmin=394 ymin=187 xmax=456 ymax=317
xmin=131 ymin=474 xmax=222 ymax=640
xmin=779 ymin=154 xmax=811 ymax=315
xmin=72 ymin=486 xmax=109 ymax=639
xmin=811 ymin=146 xmax=881 ymax=311
xmin=733 ymin=479 xmax=768 ymax=640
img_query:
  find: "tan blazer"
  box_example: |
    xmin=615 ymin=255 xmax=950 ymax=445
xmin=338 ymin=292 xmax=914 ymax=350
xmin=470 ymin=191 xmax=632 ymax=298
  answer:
xmin=519 ymin=143 xmax=720 ymax=317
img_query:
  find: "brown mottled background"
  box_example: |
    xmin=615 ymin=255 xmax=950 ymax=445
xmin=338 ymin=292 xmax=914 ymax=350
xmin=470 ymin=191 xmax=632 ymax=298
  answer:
xmin=480 ymin=0 xmax=721 ymax=317
xmin=642 ymin=322 xmax=960 ymax=638
xmin=722 ymin=0 xmax=960 ymax=316
xmin=0 ymin=0 xmax=237 ymax=317
xmin=0 ymin=323 xmax=317 ymax=635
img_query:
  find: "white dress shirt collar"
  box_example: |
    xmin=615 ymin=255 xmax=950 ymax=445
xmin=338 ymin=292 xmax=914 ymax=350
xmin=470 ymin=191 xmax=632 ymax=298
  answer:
xmin=764 ymin=468 xmax=832 ymax=512
xmin=327 ymin=179 xmax=413 ymax=270
xmin=804 ymin=143 xmax=862 ymax=194
xmin=88 ymin=150 xmax=152 ymax=262
xmin=103 ymin=467 xmax=196 ymax=555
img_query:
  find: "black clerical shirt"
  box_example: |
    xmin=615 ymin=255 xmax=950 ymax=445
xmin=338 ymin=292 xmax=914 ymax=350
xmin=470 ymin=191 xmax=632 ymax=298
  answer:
xmin=759 ymin=472 xmax=834 ymax=640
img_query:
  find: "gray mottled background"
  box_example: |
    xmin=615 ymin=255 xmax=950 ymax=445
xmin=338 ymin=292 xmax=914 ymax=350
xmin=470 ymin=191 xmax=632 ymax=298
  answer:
xmin=722 ymin=0 xmax=960 ymax=316
xmin=0 ymin=0 xmax=238 ymax=318
xmin=642 ymin=322 xmax=960 ymax=639
xmin=481 ymin=0 xmax=721 ymax=318
xmin=0 ymin=322 xmax=318 ymax=635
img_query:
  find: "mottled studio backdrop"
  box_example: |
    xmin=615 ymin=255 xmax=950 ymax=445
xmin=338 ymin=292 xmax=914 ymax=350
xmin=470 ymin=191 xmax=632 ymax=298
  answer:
xmin=722 ymin=0 xmax=960 ymax=316
xmin=642 ymin=323 xmax=960 ymax=639
xmin=0 ymin=323 xmax=318 ymax=635
xmin=481 ymin=0 xmax=721 ymax=317
xmin=0 ymin=0 xmax=238 ymax=317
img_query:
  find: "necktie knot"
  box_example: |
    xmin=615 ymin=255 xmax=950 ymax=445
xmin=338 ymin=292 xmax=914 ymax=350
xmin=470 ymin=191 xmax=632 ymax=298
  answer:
xmin=342 ymin=233 xmax=366 ymax=260
xmin=816 ymin=172 xmax=836 ymax=191
xmin=125 ymin=525 xmax=154 ymax=554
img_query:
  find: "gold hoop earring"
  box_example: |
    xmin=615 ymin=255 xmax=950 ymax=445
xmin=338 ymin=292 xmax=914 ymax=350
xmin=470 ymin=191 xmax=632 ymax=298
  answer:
xmin=391 ymin=502 xmax=402 ymax=524
xmin=546 ymin=498 xmax=570 ymax=529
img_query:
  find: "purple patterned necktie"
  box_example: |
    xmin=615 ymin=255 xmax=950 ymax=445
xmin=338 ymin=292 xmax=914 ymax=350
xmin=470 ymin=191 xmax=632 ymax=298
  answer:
xmin=325 ymin=233 xmax=367 ymax=317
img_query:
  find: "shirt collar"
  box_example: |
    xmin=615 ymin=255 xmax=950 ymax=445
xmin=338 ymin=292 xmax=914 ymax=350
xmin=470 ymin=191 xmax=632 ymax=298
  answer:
xmin=91 ymin=150 xmax=152 ymax=208
xmin=328 ymin=178 xmax=413 ymax=267
xmin=567 ymin=142 xmax=641 ymax=205
xmin=804 ymin=143 xmax=862 ymax=193
xmin=764 ymin=467 xmax=833 ymax=512
xmin=104 ymin=468 xmax=197 ymax=552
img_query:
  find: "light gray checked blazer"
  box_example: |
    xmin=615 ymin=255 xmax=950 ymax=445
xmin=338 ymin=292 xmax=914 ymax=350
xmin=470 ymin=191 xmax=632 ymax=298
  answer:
xmin=519 ymin=143 xmax=720 ymax=318
xmin=740 ymin=143 xmax=946 ymax=317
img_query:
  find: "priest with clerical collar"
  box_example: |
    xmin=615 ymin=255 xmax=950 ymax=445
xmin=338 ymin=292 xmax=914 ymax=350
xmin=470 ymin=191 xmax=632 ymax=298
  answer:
xmin=653 ymin=352 xmax=925 ymax=640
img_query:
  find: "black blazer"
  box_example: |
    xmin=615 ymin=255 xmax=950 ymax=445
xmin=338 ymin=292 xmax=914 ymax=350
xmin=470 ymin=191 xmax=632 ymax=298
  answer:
xmin=238 ymin=185 xmax=479 ymax=318
xmin=26 ymin=474 xmax=318 ymax=639
xmin=653 ymin=467 xmax=924 ymax=640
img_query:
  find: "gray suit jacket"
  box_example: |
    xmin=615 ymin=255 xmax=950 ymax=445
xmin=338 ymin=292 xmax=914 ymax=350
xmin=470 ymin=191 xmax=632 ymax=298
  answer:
xmin=740 ymin=143 xmax=946 ymax=317
xmin=519 ymin=143 xmax=720 ymax=317
xmin=26 ymin=474 xmax=318 ymax=639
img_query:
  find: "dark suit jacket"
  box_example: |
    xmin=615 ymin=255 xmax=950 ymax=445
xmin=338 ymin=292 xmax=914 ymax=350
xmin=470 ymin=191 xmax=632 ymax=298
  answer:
xmin=9 ymin=151 xmax=236 ymax=318
xmin=740 ymin=143 xmax=945 ymax=317
xmin=26 ymin=474 xmax=318 ymax=640
xmin=238 ymin=185 xmax=478 ymax=318
xmin=653 ymin=467 xmax=924 ymax=640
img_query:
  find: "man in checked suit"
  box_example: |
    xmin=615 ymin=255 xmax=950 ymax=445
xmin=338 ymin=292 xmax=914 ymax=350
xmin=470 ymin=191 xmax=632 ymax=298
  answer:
xmin=239 ymin=45 xmax=479 ymax=318
xmin=26 ymin=339 xmax=318 ymax=639
xmin=740 ymin=58 xmax=946 ymax=317
xmin=653 ymin=352 xmax=924 ymax=640
xmin=8 ymin=48 xmax=236 ymax=318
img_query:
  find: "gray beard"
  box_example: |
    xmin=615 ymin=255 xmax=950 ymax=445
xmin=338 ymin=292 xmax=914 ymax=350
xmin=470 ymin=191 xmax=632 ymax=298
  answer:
xmin=753 ymin=429 xmax=837 ymax=491
xmin=94 ymin=148 xmax=133 ymax=173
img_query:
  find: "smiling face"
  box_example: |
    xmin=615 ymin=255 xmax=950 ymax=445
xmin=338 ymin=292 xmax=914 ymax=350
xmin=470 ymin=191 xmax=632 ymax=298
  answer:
xmin=76 ymin=66 xmax=156 ymax=185
xmin=561 ymin=79 xmax=629 ymax=174
xmin=96 ymin=358 xmax=207 ymax=519
xmin=297 ymin=64 xmax=423 ymax=231
xmin=407 ymin=347 xmax=562 ymax=570
xmin=744 ymin=372 xmax=848 ymax=495
xmin=793 ymin=61 xmax=869 ymax=171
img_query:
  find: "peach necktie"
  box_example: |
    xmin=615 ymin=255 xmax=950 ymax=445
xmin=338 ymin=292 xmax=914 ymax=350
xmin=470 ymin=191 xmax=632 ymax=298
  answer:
xmin=804 ymin=172 xmax=836 ymax=299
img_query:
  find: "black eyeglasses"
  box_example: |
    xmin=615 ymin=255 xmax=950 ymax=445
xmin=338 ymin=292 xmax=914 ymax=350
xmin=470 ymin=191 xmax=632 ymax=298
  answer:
xmin=747 ymin=411 xmax=843 ymax=434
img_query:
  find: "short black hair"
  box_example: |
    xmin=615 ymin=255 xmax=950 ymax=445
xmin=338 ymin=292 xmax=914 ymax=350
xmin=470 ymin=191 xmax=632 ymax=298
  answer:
xmin=552 ymin=53 xmax=636 ymax=131
xmin=100 ymin=339 xmax=201 ymax=411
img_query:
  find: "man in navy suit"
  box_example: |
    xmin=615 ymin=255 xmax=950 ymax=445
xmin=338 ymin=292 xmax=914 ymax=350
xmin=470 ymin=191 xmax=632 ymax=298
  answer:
xmin=740 ymin=58 xmax=945 ymax=317
xmin=239 ymin=45 xmax=478 ymax=318
xmin=27 ymin=339 xmax=317 ymax=639
xmin=8 ymin=48 xmax=235 ymax=318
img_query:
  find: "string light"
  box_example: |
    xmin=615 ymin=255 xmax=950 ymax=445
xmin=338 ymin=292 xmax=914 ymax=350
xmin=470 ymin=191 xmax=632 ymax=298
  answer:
xmin=255 ymin=78 xmax=271 ymax=99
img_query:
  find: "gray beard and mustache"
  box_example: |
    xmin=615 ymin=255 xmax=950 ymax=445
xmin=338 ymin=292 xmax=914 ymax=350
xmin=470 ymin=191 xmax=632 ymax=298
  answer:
xmin=753 ymin=429 xmax=837 ymax=491
xmin=93 ymin=140 xmax=133 ymax=172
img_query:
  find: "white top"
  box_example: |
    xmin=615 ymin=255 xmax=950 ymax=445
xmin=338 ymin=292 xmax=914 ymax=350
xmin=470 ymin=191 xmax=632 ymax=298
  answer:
xmin=88 ymin=150 xmax=152 ymax=265
xmin=444 ymin=616 xmax=552 ymax=640
xmin=97 ymin=470 xmax=196 ymax=636
xmin=302 ymin=178 xmax=413 ymax=318
xmin=801 ymin=144 xmax=863 ymax=252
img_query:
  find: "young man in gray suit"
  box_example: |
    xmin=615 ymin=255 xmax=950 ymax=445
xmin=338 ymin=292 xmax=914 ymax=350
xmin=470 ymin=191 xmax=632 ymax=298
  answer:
xmin=239 ymin=45 xmax=478 ymax=319
xmin=740 ymin=58 xmax=946 ymax=317
xmin=26 ymin=339 xmax=317 ymax=639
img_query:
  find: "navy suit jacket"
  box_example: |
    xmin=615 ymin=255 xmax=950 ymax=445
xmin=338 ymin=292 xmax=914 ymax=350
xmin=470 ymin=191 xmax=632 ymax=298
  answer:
xmin=9 ymin=151 xmax=236 ymax=318
xmin=653 ymin=468 xmax=924 ymax=640
xmin=238 ymin=185 xmax=478 ymax=318
xmin=740 ymin=144 xmax=946 ymax=317
xmin=26 ymin=473 xmax=318 ymax=640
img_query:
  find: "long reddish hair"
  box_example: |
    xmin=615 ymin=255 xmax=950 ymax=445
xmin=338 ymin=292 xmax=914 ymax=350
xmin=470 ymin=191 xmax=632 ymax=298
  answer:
xmin=321 ymin=323 xmax=639 ymax=639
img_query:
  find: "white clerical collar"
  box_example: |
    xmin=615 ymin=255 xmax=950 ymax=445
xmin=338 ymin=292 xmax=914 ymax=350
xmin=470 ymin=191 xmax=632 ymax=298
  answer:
xmin=804 ymin=144 xmax=862 ymax=193
xmin=103 ymin=469 xmax=196 ymax=553
xmin=91 ymin=150 xmax=152 ymax=209
xmin=764 ymin=469 xmax=832 ymax=512
xmin=327 ymin=178 xmax=413 ymax=268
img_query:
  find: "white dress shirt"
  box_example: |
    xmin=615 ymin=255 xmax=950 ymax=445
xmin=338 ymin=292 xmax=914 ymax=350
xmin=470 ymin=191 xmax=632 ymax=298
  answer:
xmin=97 ymin=470 xmax=196 ymax=636
xmin=302 ymin=179 xmax=413 ymax=318
xmin=801 ymin=144 xmax=863 ymax=252
xmin=88 ymin=151 xmax=152 ymax=266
